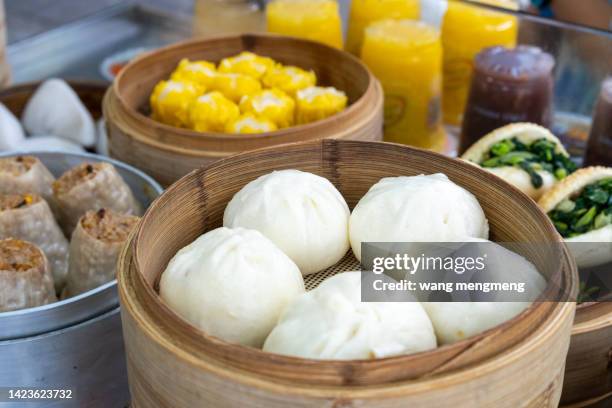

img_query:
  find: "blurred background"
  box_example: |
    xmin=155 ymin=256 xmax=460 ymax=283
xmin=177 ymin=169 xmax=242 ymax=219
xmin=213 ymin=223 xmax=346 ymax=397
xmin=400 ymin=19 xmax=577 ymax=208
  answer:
xmin=2 ymin=0 xmax=611 ymax=157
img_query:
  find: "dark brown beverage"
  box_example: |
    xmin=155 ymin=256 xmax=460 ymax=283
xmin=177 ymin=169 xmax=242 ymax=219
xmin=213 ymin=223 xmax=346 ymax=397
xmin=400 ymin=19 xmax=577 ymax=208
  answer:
xmin=584 ymin=77 xmax=612 ymax=166
xmin=459 ymin=46 xmax=555 ymax=153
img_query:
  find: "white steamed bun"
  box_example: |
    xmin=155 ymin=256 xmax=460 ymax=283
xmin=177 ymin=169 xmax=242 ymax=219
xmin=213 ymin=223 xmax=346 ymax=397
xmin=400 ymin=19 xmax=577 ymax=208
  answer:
xmin=263 ymin=271 xmax=437 ymax=360
xmin=16 ymin=135 xmax=85 ymax=154
xmin=0 ymin=103 xmax=25 ymax=150
xmin=425 ymin=302 xmax=531 ymax=345
xmin=423 ymin=240 xmax=547 ymax=344
xmin=224 ymin=169 xmax=350 ymax=276
xmin=159 ymin=227 xmax=305 ymax=347
xmin=22 ymin=79 xmax=96 ymax=147
xmin=349 ymin=174 xmax=489 ymax=261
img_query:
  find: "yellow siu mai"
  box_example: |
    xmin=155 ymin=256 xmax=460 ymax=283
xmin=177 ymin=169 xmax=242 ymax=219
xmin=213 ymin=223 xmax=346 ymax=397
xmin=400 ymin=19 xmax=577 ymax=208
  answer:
xmin=262 ymin=65 xmax=317 ymax=97
xmin=295 ymin=86 xmax=347 ymax=125
xmin=188 ymin=91 xmax=240 ymax=133
xmin=170 ymin=58 xmax=217 ymax=88
xmin=226 ymin=114 xmax=278 ymax=134
xmin=150 ymin=80 xmax=203 ymax=128
xmin=211 ymin=73 xmax=262 ymax=103
xmin=218 ymin=52 xmax=276 ymax=80
xmin=239 ymin=89 xmax=295 ymax=129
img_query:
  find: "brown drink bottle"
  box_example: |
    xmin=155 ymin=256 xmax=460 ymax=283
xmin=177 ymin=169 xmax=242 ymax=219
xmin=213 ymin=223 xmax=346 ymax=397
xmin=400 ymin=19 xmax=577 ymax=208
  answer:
xmin=459 ymin=46 xmax=555 ymax=154
xmin=584 ymin=77 xmax=612 ymax=166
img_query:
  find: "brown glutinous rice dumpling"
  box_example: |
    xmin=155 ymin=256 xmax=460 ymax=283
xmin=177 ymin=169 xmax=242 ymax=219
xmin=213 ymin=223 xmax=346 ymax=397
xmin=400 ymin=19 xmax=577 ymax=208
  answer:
xmin=0 ymin=238 xmax=57 ymax=312
xmin=0 ymin=193 xmax=69 ymax=293
xmin=63 ymin=209 xmax=140 ymax=297
xmin=53 ymin=162 xmax=142 ymax=235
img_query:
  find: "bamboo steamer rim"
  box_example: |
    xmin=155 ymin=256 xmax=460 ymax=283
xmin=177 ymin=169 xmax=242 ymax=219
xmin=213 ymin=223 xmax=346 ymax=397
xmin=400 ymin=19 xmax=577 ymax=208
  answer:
xmin=103 ymin=79 xmax=384 ymax=157
xmin=0 ymin=80 xmax=108 ymax=95
xmin=573 ymin=301 xmax=612 ymax=331
xmin=124 ymin=139 xmax=576 ymax=386
xmin=112 ymin=33 xmax=377 ymax=141
xmin=119 ymin=238 xmax=576 ymax=396
xmin=563 ymin=299 xmax=612 ymax=405
xmin=563 ymin=392 xmax=612 ymax=408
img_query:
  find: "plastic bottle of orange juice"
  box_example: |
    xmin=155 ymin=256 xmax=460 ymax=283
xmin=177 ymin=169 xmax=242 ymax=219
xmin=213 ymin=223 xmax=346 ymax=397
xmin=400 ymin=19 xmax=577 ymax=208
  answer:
xmin=346 ymin=0 xmax=420 ymax=55
xmin=441 ymin=0 xmax=518 ymax=126
xmin=266 ymin=0 xmax=344 ymax=49
xmin=193 ymin=0 xmax=265 ymax=38
xmin=361 ymin=19 xmax=445 ymax=151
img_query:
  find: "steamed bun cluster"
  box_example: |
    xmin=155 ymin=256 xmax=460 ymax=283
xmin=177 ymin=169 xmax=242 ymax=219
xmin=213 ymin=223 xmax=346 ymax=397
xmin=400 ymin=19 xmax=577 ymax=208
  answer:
xmin=161 ymin=170 xmax=350 ymax=348
xmin=160 ymin=169 xmax=545 ymax=359
xmin=0 ymin=79 xmax=107 ymax=155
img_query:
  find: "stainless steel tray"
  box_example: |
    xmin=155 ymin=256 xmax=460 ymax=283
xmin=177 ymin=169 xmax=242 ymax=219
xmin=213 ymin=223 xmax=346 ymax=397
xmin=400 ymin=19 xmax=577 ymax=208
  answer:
xmin=0 ymin=150 xmax=162 ymax=340
xmin=6 ymin=2 xmax=192 ymax=83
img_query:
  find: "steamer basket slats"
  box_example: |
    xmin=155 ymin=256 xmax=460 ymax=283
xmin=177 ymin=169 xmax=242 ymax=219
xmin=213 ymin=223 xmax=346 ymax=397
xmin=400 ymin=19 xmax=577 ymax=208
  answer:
xmin=118 ymin=140 xmax=577 ymax=407
xmin=561 ymin=301 xmax=612 ymax=405
xmin=105 ymin=34 xmax=384 ymax=187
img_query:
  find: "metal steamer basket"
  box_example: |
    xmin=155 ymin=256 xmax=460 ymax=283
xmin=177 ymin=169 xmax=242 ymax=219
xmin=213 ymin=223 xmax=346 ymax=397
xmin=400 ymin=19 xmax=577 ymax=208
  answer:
xmin=0 ymin=151 xmax=163 ymax=408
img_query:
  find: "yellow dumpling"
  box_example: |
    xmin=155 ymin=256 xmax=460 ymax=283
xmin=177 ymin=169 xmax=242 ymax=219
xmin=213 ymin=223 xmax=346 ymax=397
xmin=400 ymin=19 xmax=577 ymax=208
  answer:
xmin=150 ymin=80 xmax=202 ymax=128
xmin=188 ymin=91 xmax=240 ymax=133
xmin=170 ymin=58 xmax=217 ymax=88
xmin=262 ymin=65 xmax=317 ymax=97
xmin=211 ymin=73 xmax=262 ymax=103
xmin=295 ymin=86 xmax=348 ymax=125
xmin=239 ymin=89 xmax=295 ymax=129
xmin=218 ymin=52 xmax=276 ymax=80
xmin=226 ymin=113 xmax=278 ymax=134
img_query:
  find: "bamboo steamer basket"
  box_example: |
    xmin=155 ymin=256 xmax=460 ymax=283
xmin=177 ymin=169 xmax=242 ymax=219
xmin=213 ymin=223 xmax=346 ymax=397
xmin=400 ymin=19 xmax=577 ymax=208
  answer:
xmin=104 ymin=34 xmax=384 ymax=187
xmin=118 ymin=139 xmax=577 ymax=407
xmin=561 ymin=301 xmax=612 ymax=406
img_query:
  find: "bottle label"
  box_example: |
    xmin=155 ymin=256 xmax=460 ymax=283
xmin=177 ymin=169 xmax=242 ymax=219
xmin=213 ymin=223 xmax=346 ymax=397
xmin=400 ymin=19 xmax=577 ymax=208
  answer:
xmin=383 ymin=94 xmax=407 ymax=128
xmin=443 ymin=58 xmax=473 ymax=91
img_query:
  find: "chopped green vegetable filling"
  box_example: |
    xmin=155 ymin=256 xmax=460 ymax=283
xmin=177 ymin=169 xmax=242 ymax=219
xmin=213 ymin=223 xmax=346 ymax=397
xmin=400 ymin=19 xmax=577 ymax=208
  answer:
xmin=577 ymin=282 xmax=599 ymax=304
xmin=549 ymin=177 xmax=612 ymax=238
xmin=480 ymin=137 xmax=576 ymax=188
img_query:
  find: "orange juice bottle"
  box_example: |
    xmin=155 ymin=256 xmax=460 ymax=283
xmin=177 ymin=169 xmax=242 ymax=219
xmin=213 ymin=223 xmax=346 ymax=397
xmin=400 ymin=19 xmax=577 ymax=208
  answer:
xmin=266 ymin=0 xmax=344 ymax=49
xmin=193 ymin=0 xmax=265 ymax=38
xmin=442 ymin=0 xmax=517 ymax=126
xmin=361 ymin=19 xmax=445 ymax=151
xmin=346 ymin=0 xmax=420 ymax=55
